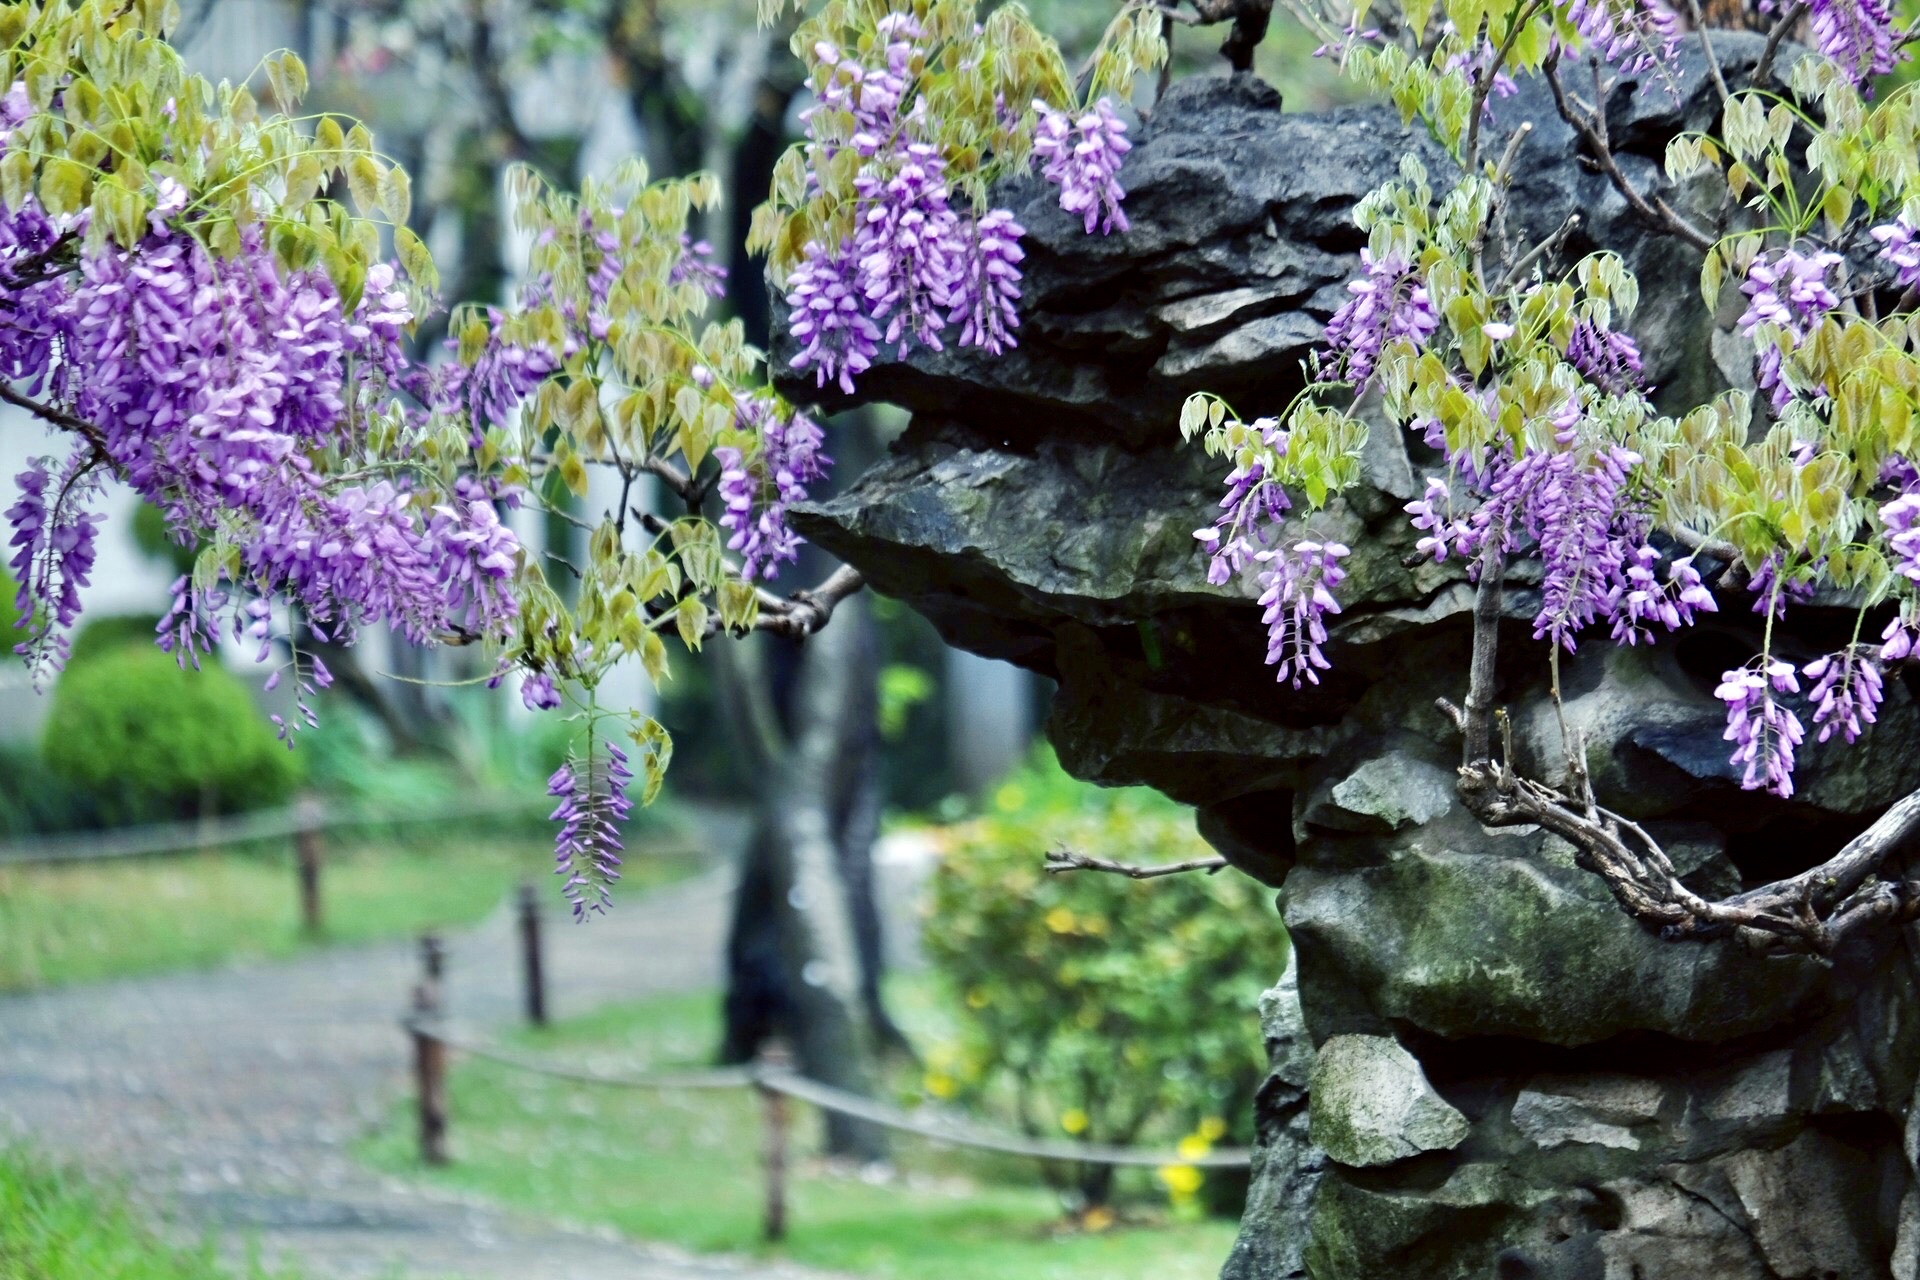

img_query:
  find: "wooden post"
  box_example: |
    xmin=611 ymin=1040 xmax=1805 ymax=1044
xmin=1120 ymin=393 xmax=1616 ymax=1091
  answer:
xmin=412 ymin=933 xmax=449 ymax=1166
xmin=757 ymin=1041 xmax=792 ymax=1242
xmin=295 ymin=793 xmax=324 ymax=936
xmin=517 ymin=880 xmax=548 ymax=1028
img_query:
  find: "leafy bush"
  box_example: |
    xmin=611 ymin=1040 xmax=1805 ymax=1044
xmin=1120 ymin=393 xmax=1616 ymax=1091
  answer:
xmin=922 ymin=748 xmax=1287 ymax=1213
xmin=42 ymin=647 xmax=300 ymax=824
xmin=67 ymin=612 xmax=165 ymax=666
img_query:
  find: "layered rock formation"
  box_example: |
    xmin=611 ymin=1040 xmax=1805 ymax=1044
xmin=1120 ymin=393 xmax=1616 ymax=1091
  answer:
xmin=781 ymin=37 xmax=1920 ymax=1279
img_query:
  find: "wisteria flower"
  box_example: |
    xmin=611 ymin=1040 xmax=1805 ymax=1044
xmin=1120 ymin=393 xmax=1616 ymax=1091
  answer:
xmin=1716 ymin=659 xmax=1806 ymax=797
xmin=1316 ymin=250 xmax=1439 ymax=387
xmin=1032 ymin=98 xmax=1131 ymax=236
xmin=1803 ymin=647 xmax=1883 ymax=744
xmin=1258 ymin=540 xmax=1349 ymax=688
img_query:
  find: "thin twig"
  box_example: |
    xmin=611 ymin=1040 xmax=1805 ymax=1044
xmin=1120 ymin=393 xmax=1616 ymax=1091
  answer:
xmin=1754 ymin=2 xmax=1808 ymax=86
xmin=1044 ymin=848 xmax=1230 ymax=879
xmin=1497 ymin=213 xmax=1580 ymax=292
xmin=1682 ymin=4 xmax=1730 ymax=103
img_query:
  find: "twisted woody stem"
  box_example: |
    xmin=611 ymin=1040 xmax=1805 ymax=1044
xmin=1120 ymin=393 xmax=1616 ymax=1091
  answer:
xmin=1443 ymin=547 xmax=1920 ymax=955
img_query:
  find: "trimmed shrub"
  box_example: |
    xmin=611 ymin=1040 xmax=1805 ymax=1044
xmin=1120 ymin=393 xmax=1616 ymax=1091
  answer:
xmin=921 ymin=748 xmax=1288 ymax=1213
xmin=42 ymin=646 xmax=300 ymax=824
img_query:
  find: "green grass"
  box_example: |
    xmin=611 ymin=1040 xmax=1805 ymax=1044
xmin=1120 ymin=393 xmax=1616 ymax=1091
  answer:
xmin=0 ymin=1145 xmax=296 ymax=1279
xmin=0 ymin=826 xmax=702 ymax=992
xmin=361 ymin=985 xmax=1239 ymax=1280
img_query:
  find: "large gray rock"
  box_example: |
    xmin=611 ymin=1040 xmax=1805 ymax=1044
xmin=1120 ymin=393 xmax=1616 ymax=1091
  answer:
xmin=784 ymin=33 xmax=1920 ymax=1280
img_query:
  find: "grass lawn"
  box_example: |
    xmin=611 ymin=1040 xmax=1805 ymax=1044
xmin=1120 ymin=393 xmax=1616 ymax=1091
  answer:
xmin=0 ymin=824 xmax=701 ymax=992
xmin=0 ymin=1145 xmax=296 ymax=1280
xmin=360 ymin=986 xmax=1240 ymax=1280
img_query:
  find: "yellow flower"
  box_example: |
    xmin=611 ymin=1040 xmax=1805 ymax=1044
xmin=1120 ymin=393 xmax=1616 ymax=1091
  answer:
xmin=1157 ymin=1163 xmax=1204 ymax=1198
xmin=1197 ymin=1116 xmax=1228 ymax=1142
xmin=1044 ymin=906 xmax=1077 ymax=934
xmin=924 ymin=1071 xmax=956 ymax=1099
xmin=1177 ymin=1134 xmax=1213 ymax=1162
xmin=1059 ymin=1107 xmax=1091 ymax=1135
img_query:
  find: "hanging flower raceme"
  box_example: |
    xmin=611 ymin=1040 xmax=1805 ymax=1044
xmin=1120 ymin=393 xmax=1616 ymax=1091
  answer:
xmin=1258 ymin=540 xmax=1350 ymax=688
xmin=1738 ymin=248 xmax=1842 ymax=410
xmin=1558 ymin=0 xmax=1681 ymax=74
xmin=4 ymin=450 xmax=103 ymax=682
xmin=520 ymin=672 xmax=562 ymax=712
xmin=1806 ymin=0 xmax=1898 ymax=86
xmin=854 ymin=141 xmax=963 ymax=353
xmin=1606 ymin=546 xmax=1718 ymax=644
xmin=1315 ymin=249 xmax=1440 ymax=387
xmin=1567 ymin=320 xmax=1648 ymax=395
xmin=1032 ymin=98 xmax=1132 ymax=235
xmin=949 ymin=210 xmax=1026 ymax=355
xmin=1716 ymin=659 xmax=1806 ymax=797
xmin=1871 ymin=220 xmax=1920 ymax=290
xmin=1194 ymin=418 xmax=1291 ymax=585
xmin=787 ymin=239 xmax=882 ymax=394
xmin=547 ymin=744 xmax=633 ymax=920
xmin=1804 ymin=647 xmax=1884 ymax=744
xmin=716 ymin=397 xmax=832 ymax=582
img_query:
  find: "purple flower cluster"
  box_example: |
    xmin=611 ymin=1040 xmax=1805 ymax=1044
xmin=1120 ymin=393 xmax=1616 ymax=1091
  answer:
xmin=1738 ymin=248 xmax=1842 ymax=410
xmin=716 ymin=396 xmax=831 ymax=581
xmin=1880 ymin=492 xmax=1920 ymax=582
xmin=1559 ymin=0 xmax=1681 ymax=75
xmin=1807 ymin=0 xmax=1898 ymax=86
xmin=521 ymin=671 xmax=562 ymax=712
xmin=950 ymin=210 xmax=1026 ymax=356
xmin=1031 ymin=98 xmax=1132 ymax=235
xmin=1258 ymin=540 xmax=1349 ymax=688
xmin=1803 ymin=647 xmax=1883 ymax=744
xmin=547 ymin=744 xmax=632 ymax=920
xmin=786 ymin=15 xmax=1039 ymax=393
xmin=1194 ymin=417 xmax=1291 ymax=584
xmin=4 ymin=450 xmax=103 ymax=681
xmin=0 ymin=195 xmax=525 ymax=690
xmin=1567 ymin=320 xmax=1648 ymax=395
xmin=1871 ymin=220 xmax=1920 ymax=290
xmin=1466 ymin=425 xmax=1648 ymax=653
xmin=854 ymin=141 xmax=962 ymax=352
xmin=1716 ymin=659 xmax=1806 ymax=798
xmin=1606 ymin=546 xmax=1717 ymax=644
xmin=669 ymin=234 xmax=728 ymax=300
xmin=1316 ymin=250 xmax=1440 ymax=387
xmin=787 ymin=239 xmax=882 ymax=394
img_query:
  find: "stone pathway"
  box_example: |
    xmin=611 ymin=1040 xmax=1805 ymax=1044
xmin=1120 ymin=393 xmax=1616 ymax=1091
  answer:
xmin=0 ymin=829 xmax=841 ymax=1280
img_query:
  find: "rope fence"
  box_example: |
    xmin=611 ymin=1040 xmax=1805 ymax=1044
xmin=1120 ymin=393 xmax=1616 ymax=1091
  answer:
xmin=401 ymin=932 xmax=1253 ymax=1241
xmin=0 ymin=793 xmax=550 ymax=867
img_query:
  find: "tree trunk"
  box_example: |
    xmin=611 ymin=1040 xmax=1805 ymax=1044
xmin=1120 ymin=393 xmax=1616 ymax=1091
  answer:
xmin=711 ymin=625 xmax=889 ymax=1160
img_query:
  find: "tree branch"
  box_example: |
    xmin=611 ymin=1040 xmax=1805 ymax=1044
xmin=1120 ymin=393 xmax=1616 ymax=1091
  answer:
xmin=1044 ymin=848 xmax=1230 ymax=879
xmin=1754 ymin=1 xmax=1808 ymax=86
xmin=1544 ymin=58 xmax=1714 ymax=253
xmin=0 ymin=383 xmax=113 ymax=460
xmin=1462 ymin=526 xmax=1508 ymax=766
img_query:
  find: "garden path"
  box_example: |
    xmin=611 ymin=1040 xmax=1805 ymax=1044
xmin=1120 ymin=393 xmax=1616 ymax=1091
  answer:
xmin=0 ymin=818 xmax=843 ymax=1280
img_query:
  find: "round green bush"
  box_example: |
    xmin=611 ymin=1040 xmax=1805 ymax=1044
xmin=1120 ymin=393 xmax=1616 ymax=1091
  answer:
xmin=921 ymin=748 xmax=1289 ymax=1214
xmin=42 ymin=646 xmax=301 ymax=823
xmin=66 ymin=613 xmax=165 ymax=666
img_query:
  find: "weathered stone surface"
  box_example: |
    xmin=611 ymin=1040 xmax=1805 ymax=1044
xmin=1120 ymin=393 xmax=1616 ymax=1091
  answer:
xmin=783 ymin=33 xmax=1918 ymax=1280
xmin=1511 ymin=1076 xmax=1664 ymax=1152
xmin=1220 ymin=955 xmax=1323 ymax=1280
xmin=1308 ymin=1035 xmax=1469 ymax=1167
